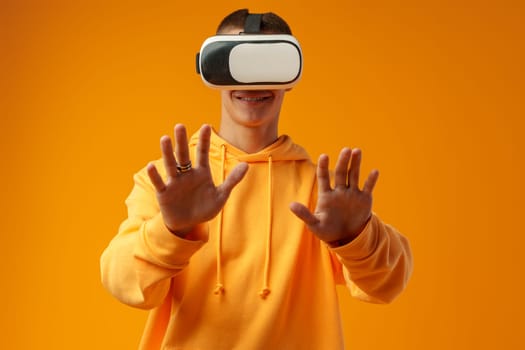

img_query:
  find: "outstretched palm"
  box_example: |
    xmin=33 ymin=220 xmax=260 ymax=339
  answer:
xmin=290 ymin=148 xmax=379 ymax=245
xmin=147 ymin=124 xmax=248 ymax=236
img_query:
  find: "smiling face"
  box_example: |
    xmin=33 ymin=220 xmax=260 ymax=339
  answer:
xmin=219 ymin=26 xmax=288 ymax=133
xmin=220 ymin=88 xmax=286 ymax=129
xmin=216 ymin=21 xmax=291 ymax=152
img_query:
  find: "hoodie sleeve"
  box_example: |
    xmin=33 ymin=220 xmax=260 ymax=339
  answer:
xmin=330 ymin=214 xmax=413 ymax=304
xmin=100 ymin=165 xmax=207 ymax=310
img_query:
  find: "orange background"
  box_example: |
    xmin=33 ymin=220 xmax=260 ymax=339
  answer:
xmin=2 ymin=0 xmax=524 ymax=349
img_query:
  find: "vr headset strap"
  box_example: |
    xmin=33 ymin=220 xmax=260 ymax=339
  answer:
xmin=244 ymin=13 xmax=263 ymax=33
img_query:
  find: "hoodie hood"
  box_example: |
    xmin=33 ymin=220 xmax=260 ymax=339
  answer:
xmin=189 ymin=128 xmax=311 ymax=164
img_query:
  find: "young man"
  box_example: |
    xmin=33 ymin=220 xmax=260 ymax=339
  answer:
xmin=101 ymin=9 xmax=413 ymax=349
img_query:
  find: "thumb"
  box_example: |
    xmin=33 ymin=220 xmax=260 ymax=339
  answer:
xmin=289 ymin=202 xmax=319 ymax=226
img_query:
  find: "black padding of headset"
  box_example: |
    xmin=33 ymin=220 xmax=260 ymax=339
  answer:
xmin=244 ymin=13 xmax=263 ymax=33
xmin=199 ymin=42 xmax=238 ymax=85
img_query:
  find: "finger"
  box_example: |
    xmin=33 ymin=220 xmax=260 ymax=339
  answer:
xmin=363 ymin=169 xmax=380 ymax=194
xmin=196 ymin=124 xmax=211 ymax=169
xmin=289 ymin=202 xmax=320 ymax=227
xmin=174 ymin=124 xmax=190 ymax=167
xmin=216 ymin=162 xmax=249 ymax=202
xmin=147 ymin=162 xmax=166 ymax=192
xmin=317 ymin=154 xmax=331 ymax=193
xmin=160 ymin=135 xmax=178 ymax=178
xmin=334 ymin=148 xmax=352 ymax=188
xmin=348 ymin=148 xmax=362 ymax=189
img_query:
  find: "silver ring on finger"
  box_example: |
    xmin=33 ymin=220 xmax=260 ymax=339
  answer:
xmin=176 ymin=161 xmax=192 ymax=173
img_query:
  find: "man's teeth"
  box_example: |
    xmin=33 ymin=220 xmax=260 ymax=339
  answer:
xmin=238 ymin=97 xmax=269 ymax=102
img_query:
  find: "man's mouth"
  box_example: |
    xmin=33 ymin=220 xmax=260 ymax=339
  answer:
xmin=232 ymin=91 xmax=274 ymax=103
xmin=237 ymin=96 xmax=271 ymax=102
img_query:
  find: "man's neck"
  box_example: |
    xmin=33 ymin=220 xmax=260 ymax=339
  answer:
xmin=218 ymin=120 xmax=278 ymax=154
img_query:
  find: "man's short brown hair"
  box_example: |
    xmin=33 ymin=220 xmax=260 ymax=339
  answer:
xmin=216 ymin=9 xmax=292 ymax=35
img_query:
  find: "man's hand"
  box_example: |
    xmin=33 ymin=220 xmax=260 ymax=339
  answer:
xmin=289 ymin=148 xmax=379 ymax=246
xmin=147 ymin=124 xmax=248 ymax=237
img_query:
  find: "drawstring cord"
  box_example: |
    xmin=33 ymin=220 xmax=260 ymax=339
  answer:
xmin=214 ymin=144 xmax=226 ymax=295
xmin=213 ymin=145 xmax=273 ymax=299
xmin=259 ymin=155 xmax=273 ymax=299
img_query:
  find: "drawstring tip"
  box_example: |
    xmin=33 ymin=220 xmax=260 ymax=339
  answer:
xmin=259 ymin=288 xmax=271 ymax=299
xmin=214 ymin=284 xmax=225 ymax=295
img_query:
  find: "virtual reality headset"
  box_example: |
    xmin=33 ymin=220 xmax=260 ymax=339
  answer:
xmin=196 ymin=34 xmax=303 ymax=90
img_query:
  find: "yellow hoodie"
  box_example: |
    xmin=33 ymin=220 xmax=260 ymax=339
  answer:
xmin=100 ymin=130 xmax=413 ymax=349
